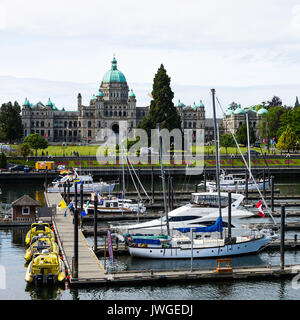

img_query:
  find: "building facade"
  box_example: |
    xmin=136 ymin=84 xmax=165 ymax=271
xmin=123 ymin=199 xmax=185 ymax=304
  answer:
xmin=21 ymin=57 xmax=217 ymax=144
xmin=222 ymin=104 xmax=268 ymax=141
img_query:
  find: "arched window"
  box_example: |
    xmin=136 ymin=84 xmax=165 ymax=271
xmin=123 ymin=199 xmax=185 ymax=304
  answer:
xmin=69 ymin=121 xmax=72 ymax=128
xmin=41 ymin=121 xmax=44 ymax=127
xmin=119 ymin=111 xmax=122 ymax=116
xmin=88 ymin=121 xmax=92 ymax=128
xmin=74 ymin=121 xmax=77 ymax=128
xmin=123 ymin=111 xmax=127 ymax=116
xmin=36 ymin=121 xmax=39 ymax=127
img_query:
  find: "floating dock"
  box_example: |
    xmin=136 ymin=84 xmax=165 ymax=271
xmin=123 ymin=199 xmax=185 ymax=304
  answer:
xmin=43 ymin=191 xmax=300 ymax=287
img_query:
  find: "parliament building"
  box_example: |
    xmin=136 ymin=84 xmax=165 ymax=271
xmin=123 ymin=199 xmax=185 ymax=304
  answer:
xmin=21 ymin=57 xmax=217 ymax=144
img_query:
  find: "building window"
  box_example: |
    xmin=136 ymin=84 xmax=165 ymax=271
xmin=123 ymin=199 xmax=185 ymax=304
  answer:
xmin=41 ymin=121 xmax=44 ymax=127
xmin=98 ymin=121 xmax=101 ymax=127
xmin=88 ymin=121 xmax=92 ymax=128
xmin=22 ymin=207 xmax=30 ymax=215
xmin=88 ymin=130 xmax=91 ymax=137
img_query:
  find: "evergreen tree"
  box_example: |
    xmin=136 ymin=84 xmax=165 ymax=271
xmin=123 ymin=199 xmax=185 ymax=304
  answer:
xmin=236 ymin=122 xmax=256 ymax=146
xmin=267 ymin=96 xmax=282 ymax=108
xmin=0 ymin=101 xmax=23 ymax=143
xmin=138 ymin=64 xmax=182 ymax=139
xmin=295 ymin=96 xmax=300 ymax=109
xmin=277 ymin=125 xmax=297 ymax=153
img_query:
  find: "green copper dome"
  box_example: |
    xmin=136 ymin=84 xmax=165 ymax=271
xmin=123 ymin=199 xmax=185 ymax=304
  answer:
xmin=102 ymin=57 xmax=127 ymax=83
xmin=47 ymin=98 xmax=54 ymax=106
xmin=23 ymin=98 xmax=31 ymax=106
xmin=234 ymin=105 xmax=246 ymax=115
xmin=97 ymin=89 xmax=104 ymax=97
xmin=257 ymin=107 xmax=268 ymax=115
xmin=226 ymin=109 xmax=234 ymax=116
xmin=198 ymin=100 xmax=205 ymax=108
xmin=129 ymin=89 xmax=135 ymax=97
xmin=176 ymin=99 xmax=184 ymax=107
xmin=192 ymin=102 xmax=197 ymax=110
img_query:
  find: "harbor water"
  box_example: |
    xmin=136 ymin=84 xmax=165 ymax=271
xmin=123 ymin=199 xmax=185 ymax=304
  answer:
xmin=1 ymin=177 xmax=300 ymax=300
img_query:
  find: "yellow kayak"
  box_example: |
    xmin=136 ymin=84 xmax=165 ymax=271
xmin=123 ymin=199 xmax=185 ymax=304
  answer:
xmin=25 ymin=222 xmax=55 ymax=247
xmin=25 ymin=251 xmax=65 ymax=285
xmin=24 ymin=236 xmax=59 ymax=262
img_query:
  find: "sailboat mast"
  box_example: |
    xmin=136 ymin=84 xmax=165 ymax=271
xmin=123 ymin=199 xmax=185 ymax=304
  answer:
xmin=158 ymin=123 xmax=170 ymax=236
xmin=246 ymin=113 xmax=251 ymax=172
xmin=211 ymin=89 xmax=223 ymax=229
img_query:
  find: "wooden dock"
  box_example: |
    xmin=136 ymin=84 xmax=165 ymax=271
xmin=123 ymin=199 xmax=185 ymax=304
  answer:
xmin=44 ymin=191 xmax=300 ymax=287
xmin=44 ymin=192 xmax=107 ymax=284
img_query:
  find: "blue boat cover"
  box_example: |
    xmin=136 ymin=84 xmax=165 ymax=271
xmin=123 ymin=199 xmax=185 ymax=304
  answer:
xmin=132 ymin=238 xmax=161 ymax=245
xmin=176 ymin=216 xmax=223 ymax=233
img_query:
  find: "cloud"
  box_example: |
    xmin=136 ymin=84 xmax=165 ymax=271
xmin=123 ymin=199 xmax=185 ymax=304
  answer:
xmin=291 ymin=5 xmax=300 ymax=30
xmin=0 ymin=6 xmax=7 ymax=30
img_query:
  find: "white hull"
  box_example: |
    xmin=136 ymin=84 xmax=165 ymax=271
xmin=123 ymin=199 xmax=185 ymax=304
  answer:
xmin=128 ymin=236 xmax=270 ymax=259
xmin=47 ymin=183 xmax=115 ymax=193
xmin=206 ymin=182 xmax=269 ymax=191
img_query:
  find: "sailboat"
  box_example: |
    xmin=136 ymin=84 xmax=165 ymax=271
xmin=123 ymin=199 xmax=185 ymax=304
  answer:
xmin=126 ymin=89 xmax=274 ymax=259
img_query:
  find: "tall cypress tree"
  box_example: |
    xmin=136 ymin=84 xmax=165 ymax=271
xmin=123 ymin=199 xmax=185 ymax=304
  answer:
xmin=139 ymin=64 xmax=182 ymax=138
xmin=295 ymin=96 xmax=300 ymax=108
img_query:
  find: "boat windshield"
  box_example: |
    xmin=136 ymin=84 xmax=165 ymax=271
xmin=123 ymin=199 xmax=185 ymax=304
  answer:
xmin=191 ymin=194 xmax=228 ymax=208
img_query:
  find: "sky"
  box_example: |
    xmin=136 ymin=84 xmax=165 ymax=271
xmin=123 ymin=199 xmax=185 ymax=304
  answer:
xmin=0 ymin=0 xmax=300 ymax=117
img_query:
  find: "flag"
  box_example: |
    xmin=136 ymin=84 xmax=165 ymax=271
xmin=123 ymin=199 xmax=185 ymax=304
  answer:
xmin=67 ymin=201 xmax=74 ymax=210
xmin=73 ymin=178 xmax=82 ymax=184
xmin=256 ymin=200 xmax=265 ymax=218
xmin=107 ymin=230 xmax=114 ymax=264
xmin=58 ymin=199 xmax=67 ymax=210
xmin=81 ymin=201 xmax=90 ymax=218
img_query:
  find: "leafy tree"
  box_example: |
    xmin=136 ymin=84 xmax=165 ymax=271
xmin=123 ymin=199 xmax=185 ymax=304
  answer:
xmin=220 ymin=133 xmax=235 ymax=155
xmin=138 ymin=64 xmax=182 ymax=140
xmin=0 ymin=101 xmax=23 ymax=143
xmin=0 ymin=153 xmax=7 ymax=168
xmin=236 ymin=122 xmax=256 ymax=146
xmin=277 ymin=125 xmax=297 ymax=153
xmin=23 ymin=133 xmax=48 ymax=156
xmin=259 ymin=106 xmax=287 ymax=140
xmin=295 ymin=96 xmax=300 ymax=109
xmin=18 ymin=143 xmax=31 ymax=158
xmin=267 ymin=96 xmax=282 ymax=108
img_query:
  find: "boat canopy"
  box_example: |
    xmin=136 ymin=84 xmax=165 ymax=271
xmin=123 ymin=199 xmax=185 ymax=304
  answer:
xmin=176 ymin=216 xmax=223 ymax=233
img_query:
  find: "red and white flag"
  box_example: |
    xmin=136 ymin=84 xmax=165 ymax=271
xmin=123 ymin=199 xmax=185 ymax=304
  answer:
xmin=256 ymin=200 xmax=265 ymax=218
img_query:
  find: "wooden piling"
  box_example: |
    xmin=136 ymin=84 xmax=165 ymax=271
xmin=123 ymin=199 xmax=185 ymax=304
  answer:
xmin=203 ymin=169 xmax=207 ymax=192
xmin=80 ymin=183 xmax=83 ymax=228
xmin=73 ymin=183 xmax=78 ymax=278
xmin=271 ymin=176 xmax=274 ymax=212
xmin=263 ymin=169 xmax=266 ymax=197
xmin=67 ymin=180 xmax=70 ymax=204
xmin=280 ymin=205 xmax=286 ymax=270
xmin=228 ymin=192 xmax=232 ymax=239
xmin=94 ymin=192 xmax=98 ymax=252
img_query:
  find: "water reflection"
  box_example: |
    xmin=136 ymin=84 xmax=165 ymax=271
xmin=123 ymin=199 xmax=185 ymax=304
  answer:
xmin=25 ymin=283 xmax=65 ymax=300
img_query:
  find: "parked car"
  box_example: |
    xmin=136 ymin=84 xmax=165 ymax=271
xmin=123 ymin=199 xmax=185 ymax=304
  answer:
xmin=244 ymin=150 xmax=261 ymax=156
xmin=9 ymin=165 xmax=32 ymax=172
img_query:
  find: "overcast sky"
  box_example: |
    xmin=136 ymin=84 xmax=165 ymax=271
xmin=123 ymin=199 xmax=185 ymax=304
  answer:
xmin=1 ymin=0 xmax=300 ymax=116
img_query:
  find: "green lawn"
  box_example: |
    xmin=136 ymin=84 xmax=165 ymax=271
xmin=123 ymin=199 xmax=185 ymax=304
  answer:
xmin=31 ymin=144 xmax=278 ymax=156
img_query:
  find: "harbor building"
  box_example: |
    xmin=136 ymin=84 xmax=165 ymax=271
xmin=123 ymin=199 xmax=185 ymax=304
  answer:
xmin=21 ymin=56 xmax=219 ymax=144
